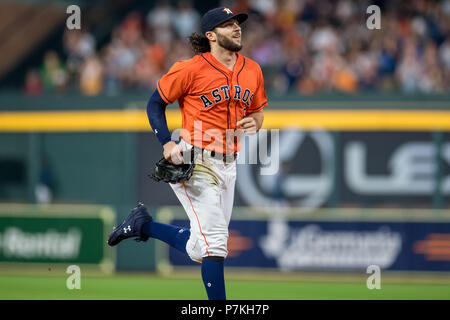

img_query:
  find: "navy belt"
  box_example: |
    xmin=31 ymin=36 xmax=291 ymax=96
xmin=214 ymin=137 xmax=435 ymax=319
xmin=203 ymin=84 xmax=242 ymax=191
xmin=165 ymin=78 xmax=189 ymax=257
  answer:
xmin=210 ymin=150 xmax=238 ymax=162
xmin=191 ymin=147 xmax=237 ymax=162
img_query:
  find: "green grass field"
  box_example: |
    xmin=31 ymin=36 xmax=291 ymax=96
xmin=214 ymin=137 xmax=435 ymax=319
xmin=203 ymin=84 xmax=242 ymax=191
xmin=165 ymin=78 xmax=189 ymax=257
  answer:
xmin=0 ymin=270 xmax=449 ymax=300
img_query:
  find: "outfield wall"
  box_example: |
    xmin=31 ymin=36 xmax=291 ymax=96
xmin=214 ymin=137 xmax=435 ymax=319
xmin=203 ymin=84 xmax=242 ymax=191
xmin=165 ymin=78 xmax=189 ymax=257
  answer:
xmin=1 ymin=204 xmax=448 ymax=274
xmin=1 ymin=115 xmax=449 ymax=209
xmin=0 ymin=92 xmax=449 ymax=271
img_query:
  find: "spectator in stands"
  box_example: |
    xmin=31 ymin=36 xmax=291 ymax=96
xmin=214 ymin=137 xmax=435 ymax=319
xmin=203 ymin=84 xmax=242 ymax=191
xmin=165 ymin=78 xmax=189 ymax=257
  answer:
xmin=377 ymin=36 xmax=398 ymax=91
xmin=172 ymin=0 xmax=200 ymax=39
xmin=440 ymin=37 xmax=450 ymax=70
xmin=146 ymin=0 xmax=174 ymax=48
xmin=29 ymin=0 xmax=450 ymax=95
xmin=396 ymin=37 xmax=422 ymax=93
xmin=420 ymin=40 xmax=445 ymax=93
xmin=134 ymin=42 xmax=162 ymax=92
xmin=105 ymin=25 xmax=141 ymax=92
xmin=40 ymin=51 xmax=68 ymax=92
xmin=120 ymin=11 xmax=144 ymax=44
xmin=79 ymin=54 xmax=104 ymax=96
xmin=23 ymin=69 xmax=43 ymax=96
xmin=102 ymin=41 xmax=122 ymax=96
xmin=63 ymin=29 xmax=96 ymax=79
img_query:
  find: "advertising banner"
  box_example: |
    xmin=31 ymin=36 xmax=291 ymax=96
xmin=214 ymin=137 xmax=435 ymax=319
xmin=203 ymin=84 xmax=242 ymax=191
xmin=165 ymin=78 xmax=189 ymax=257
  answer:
xmin=159 ymin=208 xmax=450 ymax=272
xmin=0 ymin=204 xmax=116 ymax=272
xmin=235 ymin=131 xmax=450 ymax=208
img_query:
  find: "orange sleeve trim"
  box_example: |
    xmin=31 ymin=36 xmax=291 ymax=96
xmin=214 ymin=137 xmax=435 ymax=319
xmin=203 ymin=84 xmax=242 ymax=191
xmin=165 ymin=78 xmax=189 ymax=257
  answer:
xmin=157 ymin=81 xmax=173 ymax=104
xmin=247 ymin=101 xmax=267 ymax=113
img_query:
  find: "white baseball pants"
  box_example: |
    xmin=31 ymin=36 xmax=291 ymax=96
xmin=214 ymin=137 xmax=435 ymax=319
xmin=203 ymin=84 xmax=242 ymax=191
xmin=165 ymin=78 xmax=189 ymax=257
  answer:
xmin=169 ymin=140 xmax=237 ymax=263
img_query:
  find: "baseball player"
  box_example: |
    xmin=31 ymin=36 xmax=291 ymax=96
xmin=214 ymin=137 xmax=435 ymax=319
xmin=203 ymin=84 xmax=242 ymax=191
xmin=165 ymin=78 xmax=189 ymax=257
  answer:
xmin=108 ymin=7 xmax=267 ymax=300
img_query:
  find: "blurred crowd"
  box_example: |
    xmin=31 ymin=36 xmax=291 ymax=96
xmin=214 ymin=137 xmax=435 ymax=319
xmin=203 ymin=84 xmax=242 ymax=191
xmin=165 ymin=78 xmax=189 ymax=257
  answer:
xmin=24 ymin=0 xmax=450 ymax=96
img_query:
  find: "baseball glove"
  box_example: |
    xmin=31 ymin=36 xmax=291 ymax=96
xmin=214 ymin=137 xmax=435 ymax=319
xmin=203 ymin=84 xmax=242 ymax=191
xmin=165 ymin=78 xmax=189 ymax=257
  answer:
xmin=149 ymin=158 xmax=195 ymax=184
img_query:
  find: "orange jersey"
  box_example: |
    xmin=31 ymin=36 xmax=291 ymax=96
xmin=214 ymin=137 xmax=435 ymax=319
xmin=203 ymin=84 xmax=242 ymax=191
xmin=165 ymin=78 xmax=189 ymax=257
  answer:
xmin=157 ymin=52 xmax=268 ymax=155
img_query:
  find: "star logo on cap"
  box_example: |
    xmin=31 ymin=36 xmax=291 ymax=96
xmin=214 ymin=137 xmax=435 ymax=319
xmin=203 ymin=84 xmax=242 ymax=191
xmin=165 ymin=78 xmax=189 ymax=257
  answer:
xmin=223 ymin=8 xmax=233 ymax=15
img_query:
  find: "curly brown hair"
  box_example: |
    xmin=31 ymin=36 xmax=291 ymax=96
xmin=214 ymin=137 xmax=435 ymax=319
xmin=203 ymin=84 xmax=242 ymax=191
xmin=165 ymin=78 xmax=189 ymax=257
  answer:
xmin=188 ymin=32 xmax=210 ymax=54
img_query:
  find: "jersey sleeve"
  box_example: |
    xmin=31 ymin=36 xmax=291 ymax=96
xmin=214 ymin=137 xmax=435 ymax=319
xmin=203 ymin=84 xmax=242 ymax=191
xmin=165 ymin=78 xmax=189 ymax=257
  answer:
xmin=246 ymin=64 xmax=268 ymax=114
xmin=156 ymin=61 xmax=191 ymax=104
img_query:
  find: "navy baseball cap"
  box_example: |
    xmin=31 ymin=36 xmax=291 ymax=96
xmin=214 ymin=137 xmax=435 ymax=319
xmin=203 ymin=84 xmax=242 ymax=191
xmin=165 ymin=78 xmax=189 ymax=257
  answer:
xmin=201 ymin=7 xmax=248 ymax=35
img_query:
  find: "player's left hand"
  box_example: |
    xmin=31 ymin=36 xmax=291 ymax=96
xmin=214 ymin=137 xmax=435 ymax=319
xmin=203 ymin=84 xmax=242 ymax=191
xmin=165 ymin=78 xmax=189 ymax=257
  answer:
xmin=237 ymin=117 xmax=258 ymax=135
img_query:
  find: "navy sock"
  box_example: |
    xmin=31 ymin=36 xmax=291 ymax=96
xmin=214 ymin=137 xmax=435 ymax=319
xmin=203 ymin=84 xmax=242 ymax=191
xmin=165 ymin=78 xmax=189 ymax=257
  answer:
xmin=201 ymin=257 xmax=226 ymax=300
xmin=142 ymin=221 xmax=190 ymax=254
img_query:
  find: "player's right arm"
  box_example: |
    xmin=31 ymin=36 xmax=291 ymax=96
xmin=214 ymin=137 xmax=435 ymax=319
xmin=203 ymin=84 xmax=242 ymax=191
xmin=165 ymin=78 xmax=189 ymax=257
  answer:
xmin=147 ymin=60 xmax=192 ymax=164
xmin=146 ymin=90 xmax=184 ymax=164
